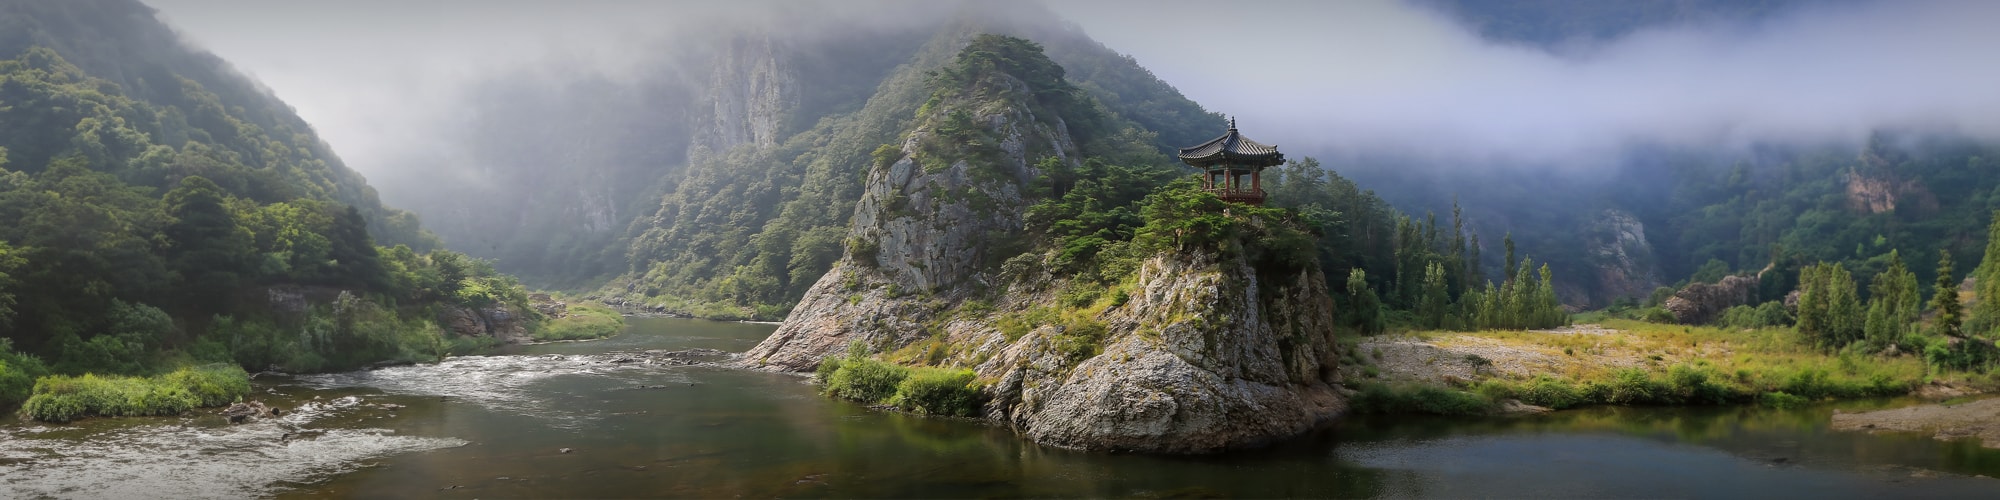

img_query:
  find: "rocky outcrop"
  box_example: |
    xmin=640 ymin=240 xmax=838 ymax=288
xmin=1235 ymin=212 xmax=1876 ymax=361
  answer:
xmin=1844 ymin=170 xmax=1937 ymax=215
xmin=973 ymin=251 xmax=1345 ymax=453
xmin=1582 ymin=209 xmax=1660 ymax=307
xmin=220 ymin=401 xmax=278 ymax=424
xmin=693 ymin=34 xmax=797 ymax=156
xmin=439 ymin=299 xmax=556 ymax=345
xmin=741 ymin=38 xmax=1346 ymax=453
xmin=529 ymin=293 xmax=569 ymax=319
xmin=1663 ymin=275 xmax=1758 ymax=325
xmin=742 ymin=62 xmax=1066 ymax=370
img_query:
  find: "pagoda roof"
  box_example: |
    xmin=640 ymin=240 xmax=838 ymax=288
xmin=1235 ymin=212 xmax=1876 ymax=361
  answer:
xmin=1178 ymin=120 xmax=1284 ymax=167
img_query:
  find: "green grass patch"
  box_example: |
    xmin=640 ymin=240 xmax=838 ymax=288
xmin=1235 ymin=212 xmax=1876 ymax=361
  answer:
xmin=19 ymin=364 xmax=251 ymax=423
xmin=534 ymin=303 xmax=626 ymax=342
xmin=818 ymin=343 xmax=984 ymax=417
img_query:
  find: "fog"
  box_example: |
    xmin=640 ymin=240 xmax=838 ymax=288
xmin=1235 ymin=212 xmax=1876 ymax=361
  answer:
xmin=140 ymin=0 xmax=950 ymax=177
xmin=1055 ymin=0 xmax=2000 ymax=166
xmin=143 ymin=0 xmax=2000 ymax=174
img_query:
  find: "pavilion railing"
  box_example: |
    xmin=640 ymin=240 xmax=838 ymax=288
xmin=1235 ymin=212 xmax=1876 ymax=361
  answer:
xmin=1208 ymin=187 xmax=1265 ymax=205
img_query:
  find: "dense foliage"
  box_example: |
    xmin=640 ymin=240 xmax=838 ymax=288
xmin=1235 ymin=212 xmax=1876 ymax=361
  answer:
xmin=0 ymin=5 xmax=545 ymax=415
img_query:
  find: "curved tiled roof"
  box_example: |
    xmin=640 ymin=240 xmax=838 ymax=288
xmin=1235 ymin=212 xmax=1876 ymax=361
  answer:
xmin=1179 ymin=122 xmax=1284 ymax=168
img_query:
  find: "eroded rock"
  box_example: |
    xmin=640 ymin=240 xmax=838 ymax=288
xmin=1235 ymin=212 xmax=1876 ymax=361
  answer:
xmin=1664 ymin=275 xmax=1757 ymax=325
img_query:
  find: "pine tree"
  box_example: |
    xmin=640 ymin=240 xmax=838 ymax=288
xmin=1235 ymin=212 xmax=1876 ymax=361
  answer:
xmin=1866 ymin=250 xmax=1920 ymax=347
xmin=1467 ymin=232 xmax=1483 ymax=291
xmin=1968 ymin=211 xmax=2000 ymax=335
xmin=1824 ymin=264 xmax=1863 ymax=349
xmin=1931 ymin=249 xmax=1962 ymax=338
xmin=1448 ymin=201 xmax=1467 ymax=297
xmin=1537 ymin=264 xmax=1566 ymax=328
xmin=1796 ymin=264 xmax=1828 ymax=342
xmin=1419 ymin=262 xmax=1450 ymax=329
xmin=1503 ymin=233 xmax=1518 ymax=283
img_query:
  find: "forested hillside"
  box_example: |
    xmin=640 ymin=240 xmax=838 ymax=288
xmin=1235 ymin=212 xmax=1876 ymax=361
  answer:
xmin=0 ymin=0 xmax=544 ymax=415
xmin=375 ymin=2 xmax=1222 ymax=318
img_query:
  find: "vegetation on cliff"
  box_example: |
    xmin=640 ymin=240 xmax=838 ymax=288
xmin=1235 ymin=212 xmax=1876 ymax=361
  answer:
xmin=818 ymin=342 xmax=983 ymax=417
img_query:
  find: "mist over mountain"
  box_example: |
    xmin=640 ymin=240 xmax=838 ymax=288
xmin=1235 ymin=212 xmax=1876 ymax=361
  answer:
xmin=131 ymin=0 xmax=2000 ymax=309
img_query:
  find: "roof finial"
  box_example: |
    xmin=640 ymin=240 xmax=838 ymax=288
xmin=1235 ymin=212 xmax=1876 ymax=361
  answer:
xmin=1228 ymin=115 xmax=1237 ymax=130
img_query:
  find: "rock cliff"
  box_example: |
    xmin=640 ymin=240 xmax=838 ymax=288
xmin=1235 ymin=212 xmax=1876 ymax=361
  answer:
xmin=971 ymin=250 xmax=1345 ymax=453
xmin=1582 ymin=209 xmax=1661 ymax=306
xmin=741 ymin=35 xmax=1345 ymax=453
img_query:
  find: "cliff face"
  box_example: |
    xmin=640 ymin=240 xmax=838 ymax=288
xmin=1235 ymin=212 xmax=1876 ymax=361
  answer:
xmin=742 ymin=35 xmax=1345 ymax=453
xmin=1581 ymin=209 xmax=1661 ymax=306
xmin=693 ymin=35 xmax=798 ymax=155
xmin=972 ymin=251 xmax=1344 ymax=453
xmin=743 ymin=64 xmax=1067 ymax=370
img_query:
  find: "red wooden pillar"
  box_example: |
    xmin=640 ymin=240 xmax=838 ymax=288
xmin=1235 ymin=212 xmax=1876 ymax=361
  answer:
xmin=1251 ymin=169 xmax=1261 ymax=192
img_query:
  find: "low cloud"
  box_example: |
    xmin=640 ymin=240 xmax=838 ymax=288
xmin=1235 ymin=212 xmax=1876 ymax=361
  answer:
xmin=1054 ymin=0 xmax=2000 ymax=166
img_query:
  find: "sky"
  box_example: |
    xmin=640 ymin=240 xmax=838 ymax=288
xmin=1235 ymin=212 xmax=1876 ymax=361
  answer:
xmin=142 ymin=0 xmax=2000 ymax=174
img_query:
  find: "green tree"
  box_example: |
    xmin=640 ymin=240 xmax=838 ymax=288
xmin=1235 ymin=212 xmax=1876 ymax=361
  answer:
xmin=1344 ymin=268 xmax=1385 ymax=335
xmin=1968 ymin=210 xmax=2000 ymax=336
xmin=0 ymin=241 xmax=22 ymax=329
xmin=162 ymin=176 xmax=254 ymax=314
xmin=1864 ymin=250 xmax=1920 ymax=347
xmin=1931 ymin=250 xmax=1962 ymax=338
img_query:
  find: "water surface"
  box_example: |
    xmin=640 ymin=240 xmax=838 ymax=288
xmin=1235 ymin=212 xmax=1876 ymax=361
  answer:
xmin=5 ymin=317 xmax=1998 ymax=498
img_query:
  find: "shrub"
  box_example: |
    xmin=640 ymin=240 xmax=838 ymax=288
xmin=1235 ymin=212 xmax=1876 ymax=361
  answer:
xmin=825 ymin=357 xmax=908 ymax=403
xmin=889 ymin=368 xmax=982 ymax=417
xmin=534 ymin=304 xmax=625 ymax=341
xmin=1 ymin=339 xmax=50 ymax=409
xmin=1518 ymin=376 xmax=1582 ymax=409
xmin=1052 ymin=317 xmax=1109 ymax=365
xmin=1607 ymin=369 xmax=1666 ymax=404
xmin=1634 ymin=307 xmax=1677 ymax=324
xmin=19 ymin=364 xmax=250 ymax=423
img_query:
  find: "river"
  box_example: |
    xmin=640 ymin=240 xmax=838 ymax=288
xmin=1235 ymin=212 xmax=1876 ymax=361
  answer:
xmin=3 ymin=317 xmax=1997 ymax=498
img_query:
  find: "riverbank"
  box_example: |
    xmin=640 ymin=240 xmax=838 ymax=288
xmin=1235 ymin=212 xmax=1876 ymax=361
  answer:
xmin=1344 ymin=320 xmax=1997 ymax=414
xmin=1833 ymin=397 xmax=2000 ymax=448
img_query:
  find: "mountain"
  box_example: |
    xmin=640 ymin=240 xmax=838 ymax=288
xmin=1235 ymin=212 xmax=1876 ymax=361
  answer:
xmin=0 ymin=0 xmax=550 ymax=410
xmin=734 ymin=34 xmax=1346 ymax=453
xmin=375 ymin=2 xmax=1222 ymax=319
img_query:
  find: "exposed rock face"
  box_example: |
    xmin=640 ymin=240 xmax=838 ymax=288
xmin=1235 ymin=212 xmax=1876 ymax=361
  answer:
xmin=743 ymin=73 xmax=1058 ymax=371
xmin=694 ymin=34 xmax=797 ymax=155
xmin=973 ymin=251 xmax=1345 ymax=453
xmin=1844 ymin=170 xmax=1937 ymax=215
xmin=741 ymin=46 xmax=1346 ymax=452
xmin=529 ymin=293 xmax=569 ymax=319
xmin=1663 ymin=275 xmax=1758 ymax=325
xmin=439 ymin=299 xmax=551 ymax=345
xmin=1582 ymin=209 xmax=1661 ymax=307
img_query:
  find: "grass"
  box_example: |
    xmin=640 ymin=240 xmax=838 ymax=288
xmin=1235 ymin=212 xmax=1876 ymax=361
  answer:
xmin=19 ymin=364 xmax=251 ymax=423
xmin=534 ymin=303 xmax=626 ymax=341
xmin=819 ymin=344 xmax=985 ymax=417
xmin=1372 ymin=318 xmax=1953 ymax=415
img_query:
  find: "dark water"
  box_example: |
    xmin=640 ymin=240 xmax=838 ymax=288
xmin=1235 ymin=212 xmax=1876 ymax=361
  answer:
xmin=5 ymin=317 xmax=1999 ymax=498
